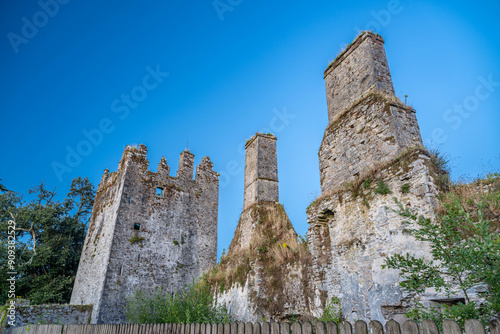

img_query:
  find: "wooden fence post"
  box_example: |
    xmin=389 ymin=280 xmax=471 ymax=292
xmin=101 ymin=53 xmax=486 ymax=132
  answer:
xmin=421 ymin=320 xmax=439 ymax=334
xmin=339 ymin=321 xmax=352 ymax=334
xmin=261 ymin=322 xmax=271 ymax=334
xmin=442 ymin=320 xmax=462 ymax=334
xmin=291 ymin=322 xmax=302 ymax=334
xmin=244 ymin=323 xmax=253 ymax=334
xmin=230 ymin=322 xmax=238 ymax=334
xmin=465 ymin=320 xmax=486 ymax=334
xmin=270 ymin=322 xmax=279 ymax=334
xmin=238 ymin=322 xmax=245 ymax=334
xmin=217 ymin=323 xmax=224 ymax=334
xmin=253 ymin=322 xmax=261 ymax=334
xmin=280 ymin=322 xmax=290 ymax=334
xmin=325 ymin=322 xmax=338 ymax=334
xmin=302 ymin=322 xmax=313 ymax=334
xmin=386 ymin=320 xmax=401 ymax=334
xmin=490 ymin=319 xmax=500 ymax=334
xmin=401 ymin=321 xmax=419 ymax=334
xmin=369 ymin=320 xmax=384 ymax=334
xmin=354 ymin=320 xmax=368 ymax=334
xmin=315 ymin=321 xmax=326 ymax=334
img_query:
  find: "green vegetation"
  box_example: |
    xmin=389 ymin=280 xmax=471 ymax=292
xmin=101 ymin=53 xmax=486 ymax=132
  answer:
xmin=401 ymin=183 xmax=411 ymax=194
xmin=317 ymin=297 xmax=343 ymax=324
xmin=383 ymin=173 xmax=500 ymax=327
xmin=428 ymin=148 xmax=451 ymax=191
xmin=362 ymin=177 xmax=373 ymax=190
xmin=0 ymin=177 xmax=95 ymax=305
xmin=206 ymin=202 xmax=311 ymax=318
xmin=126 ymin=278 xmax=231 ymax=324
xmin=129 ymin=233 xmax=145 ymax=245
xmin=374 ymin=180 xmax=392 ymax=195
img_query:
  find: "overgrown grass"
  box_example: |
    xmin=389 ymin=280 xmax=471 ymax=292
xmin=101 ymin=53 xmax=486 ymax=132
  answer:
xmin=206 ymin=202 xmax=312 ymax=319
xmin=438 ymin=172 xmax=500 ymax=233
xmin=428 ymin=148 xmax=451 ymax=191
xmin=126 ymin=278 xmax=231 ymax=324
xmin=317 ymin=297 xmax=343 ymax=324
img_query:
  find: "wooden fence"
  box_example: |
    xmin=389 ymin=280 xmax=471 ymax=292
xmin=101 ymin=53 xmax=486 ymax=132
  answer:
xmin=4 ymin=319 xmax=500 ymax=334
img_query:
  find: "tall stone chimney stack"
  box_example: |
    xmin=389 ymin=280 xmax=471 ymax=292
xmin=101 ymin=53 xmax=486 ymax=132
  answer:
xmin=243 ymin=133 xmax=279 ymax=210
xmin=323 ymin=31 xmax=395 ymax=123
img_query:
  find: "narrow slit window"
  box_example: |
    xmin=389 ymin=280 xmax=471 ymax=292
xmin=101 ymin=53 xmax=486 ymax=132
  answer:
xmin=156 ymin=187 xmax=164 ymax=196
xmin=133 ymin=223 xmax=141 ymax=231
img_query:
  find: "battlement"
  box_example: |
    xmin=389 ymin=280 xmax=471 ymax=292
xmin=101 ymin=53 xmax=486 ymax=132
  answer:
xmin=243 ymin=133 xmax=279 ymax=210
xmin=324 ymin=31 xmax=395 ymax=123
xmin=112 ymin=144 xmax=217 ymax=184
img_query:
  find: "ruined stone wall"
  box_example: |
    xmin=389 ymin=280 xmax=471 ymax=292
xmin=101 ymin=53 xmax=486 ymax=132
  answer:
xmin=11 ymin=304 xmax=93 ymax=327
xmin=71 ymin=144 xmax=219 ymax=324
xmin=307 ymin=31 xmax=442 ymax=324
xmin=216 ymin=202 xmax=312 ymax=323
xmin=70 ymin=157 xmax=128 ymax=321
xmin=308 ymin=152 xmax=440 ymax=324
xmin=319 ymin=93 xmax=422 ymax=194
xmin=324 ymin=32 xmax=394 ymax=123
xmin=243 ymin=134 xmax=279 ymax=210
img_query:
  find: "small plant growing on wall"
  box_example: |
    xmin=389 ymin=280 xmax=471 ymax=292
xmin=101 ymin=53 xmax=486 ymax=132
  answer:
xmin=374 ymin=180 xmax=392 ymax=195
xmin=317 ymin=296 xmax=343 ymax=324
xmin=362 ymin=177 xmax=373 ymax=189
xmin=129 ymin=232 xmax=144 ymax=245
xmin=401 ymin=183 xmax=411 ymax=194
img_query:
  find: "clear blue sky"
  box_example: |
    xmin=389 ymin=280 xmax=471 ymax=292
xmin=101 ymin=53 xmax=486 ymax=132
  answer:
xmin=1 ymin=0 xmax=499 ymax=259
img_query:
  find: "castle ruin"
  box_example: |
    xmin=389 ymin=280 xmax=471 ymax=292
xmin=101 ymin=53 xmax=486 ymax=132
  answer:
xmin=305 ymin=31 xmax=440 ymax=323
xmin=70 ymin=144 xmax=219 ymax=324
xmin=71 ymin=31 xmax=451 ymax=325
xmin=212 ymin=31 xmax=444 ymax=324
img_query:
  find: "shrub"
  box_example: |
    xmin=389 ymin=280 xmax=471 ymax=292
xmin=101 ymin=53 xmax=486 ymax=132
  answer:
xmin=317 ymin=297 xmax=343 ymax=324
xmin=374 ymin=180 xmax=392 ymax=195
xmin=428 ymin=148 xmax=451 ymax=173
xmin=126 ymin=278 xmax=232 ymax=324
xmin=383 ymin=196 xmax=500 ymax=328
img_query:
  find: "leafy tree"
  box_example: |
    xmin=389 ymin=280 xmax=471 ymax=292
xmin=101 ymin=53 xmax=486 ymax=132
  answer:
xmin=0 ymin=177 xmax=95 ymax=305
xmin=127 ymin=277 xmax=232 ymax=324
xmin=383 ymin=194 xmax=500 ymax=327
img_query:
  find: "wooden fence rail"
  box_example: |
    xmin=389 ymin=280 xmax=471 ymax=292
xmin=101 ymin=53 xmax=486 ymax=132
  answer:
xmin=4 ymin=319 xmax=500 ymax=334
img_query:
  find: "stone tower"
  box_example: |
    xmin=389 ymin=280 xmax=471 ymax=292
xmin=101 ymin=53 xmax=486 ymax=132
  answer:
xmin=307 ymin=32 xmax=441 ymax=323
xmin=214 ymin=133 xmax=309 ymax=321
xmin=243 ymin=133 xmax=279 ymax=210
xmin=319 ymin=32 xmax=422 ymax=193
xmin=70 ymin=144 xmax=219 ymax=324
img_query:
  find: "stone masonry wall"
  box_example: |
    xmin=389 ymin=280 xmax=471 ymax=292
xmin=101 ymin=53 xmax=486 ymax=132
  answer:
xmin=307 ymin=31 xmax=442 ymax=325
xmin=319 ymin=93 xmax=422 ymax=194
xmin=324 ymin=32 xmax=394 ymax=123
xmin=11 ymin=305 xmax=92 ymax=327
xmin=307 ymin=152 xmax=440 ymax=324
xmin=243 ymin=134 xmax=279 ymax=210
xmin=71 ymin=144 xmax=219 ymax=324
